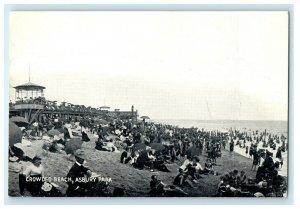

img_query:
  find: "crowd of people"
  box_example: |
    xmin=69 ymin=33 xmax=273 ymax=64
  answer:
xmin=226 ymin=129 xmax=287 ymax=173
xmin=9 ymin=115 xmax=288 ymax=197
xmin=216 ymin=154 xmax=286 ymax=197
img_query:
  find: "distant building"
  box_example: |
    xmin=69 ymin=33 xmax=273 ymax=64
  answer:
xmin=9 ymin=81 xmax=138 ymax=123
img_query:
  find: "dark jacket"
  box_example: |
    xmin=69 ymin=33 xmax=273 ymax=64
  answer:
xmin=263 ymin=156 xmax=274 ymax=170
xmin=66 ymin=162 xmax=90 ymax=197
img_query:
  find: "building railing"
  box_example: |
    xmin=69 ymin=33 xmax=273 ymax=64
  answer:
xmin=10 ymin=97 xmax=138 ymax=119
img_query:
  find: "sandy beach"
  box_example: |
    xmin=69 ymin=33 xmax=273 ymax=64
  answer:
xmin=8 ymin=127 xmax=263 ymax=197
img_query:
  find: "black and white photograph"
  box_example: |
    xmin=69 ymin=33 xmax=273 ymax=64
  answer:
xmin=7 ymin=11 xmax=289 ymax=198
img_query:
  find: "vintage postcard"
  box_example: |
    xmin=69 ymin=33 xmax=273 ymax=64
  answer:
xmin=8 ymin=11 xmax=288 ymax=197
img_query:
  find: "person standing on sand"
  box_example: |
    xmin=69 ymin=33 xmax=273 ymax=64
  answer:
xmin=249 ymin=144 xmax=254 ymax=159
xmin=251 ymin=148 xmax=259 ymax=171
xmin=222 ymin=139 xmax=226 ymax=150
xmin=229 ymin=140 xmax=234 ymax=152
xmin=276 ymin=147 xmax=283 ymax=168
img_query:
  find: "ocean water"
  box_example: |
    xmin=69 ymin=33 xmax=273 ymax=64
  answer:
xmin=152 ymin=119 xmax=288 ymax=135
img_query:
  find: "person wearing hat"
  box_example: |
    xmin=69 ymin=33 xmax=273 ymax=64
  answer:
xmin=49 ymin=135 xmax=62 ymax=153
xmin=40 ymin=182 xmax=63 ymax=197
xmin=22 ymin=156 xmax=44 ymax=196
xmin=262 ymin=150 xmax=274 ymax=170
xmin=66 ymin=149 xmax=92 ymax=197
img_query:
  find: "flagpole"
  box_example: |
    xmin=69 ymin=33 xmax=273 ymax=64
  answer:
xmin=29 ymin=63 xmax=31 ymax=82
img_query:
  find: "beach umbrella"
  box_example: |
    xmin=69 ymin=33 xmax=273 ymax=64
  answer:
xmin=64 ymin=138 xmax=83 ymax=155
xmin=140 ymin=116 xmax=150 ymax=120
xmin=150 ymin=143 xmax=165 ymax=152
xmin=132 ymin=143 xmax=147 ymax=151
xmin=47 ymin=129 xmax=61 ymax=136
xmin=14 ymin=143 xmax=37 ymax=159
xmin=186 ymin=146 xmax=200 ymax=158
xmin=57 ymin=128 xmax=67 ymax=134
xmin=9 ymin=121 xmax=23 ymax=146
xmin=193 ymin=155 xmax=201 ymax=162
xmin=10 ymin=116 xmax=29 ymax=127
xmin=100 ymin=126 xmax=111 ymax=134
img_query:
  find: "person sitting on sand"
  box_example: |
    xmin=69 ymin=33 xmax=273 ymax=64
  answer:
xmin=134 ymin=149 xmax=155 ymax=172
xmin=173 ymin=168 xmax=196 ymax=189
xmin=21 ymin=156 xmax=45 ymax=196
xmin=129 ymin=151 xmax=139 ymax=165
xmin=173 ymin=168 xmax=185 ymax=187
xmin=184 ymin=163 xmax=199 ymax=184
xmin=180 ymin=156 xmax=193 ymax=171
xmin=120 ymin=146 xmax=132 ymax=164
xmin=204 ymin=158 xmax=214 ymax=174
xmin=48 ymin=140 xmax=61 ymax=153
xmin=231 ymin=169 xmax=239 ymax=187
xmin=216 ymin=176 xmax=229 ymax=196
xmin=123 ymin=136 xmax=133 ymax=148
xmin=102 ymin=139 xmax=120 ymax=153
xmin=95 ymin=136 xmax=104 ymax=151
xmin=9 ymin=145 xmax=29 ymax=162
xmin=81 ymin=132 xmax=90 ymax=142
xmin=188 ymin=156 xmax=203 ymax=178
xmin=227 ymin=171 xmax=236 ymax=185
xmin=48 ymin=135 xmax=63 ymax=153
xmin=150 ymin=174 xmax=188 ymax=197
xmin=66 ymin=150 xmax=92 ymax=197
xmin=237 ymin=170 xmax=247 ymax=187
xmin=42 ymin=135 xmax=52 ymax=156
xmin=149 ymin=175 xmax=165 ymax=196
xmin=150 ymin=150 xmax=170 ymax=172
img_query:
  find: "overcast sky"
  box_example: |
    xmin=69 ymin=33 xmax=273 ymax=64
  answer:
xmin=9 ymin=11 xmax=288 ymax=121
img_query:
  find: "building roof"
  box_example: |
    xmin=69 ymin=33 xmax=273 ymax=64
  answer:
xmin=100 ymin=105 xmax=110 ymax=109
xmin=14 ymin=82 xmax=46 ymax=90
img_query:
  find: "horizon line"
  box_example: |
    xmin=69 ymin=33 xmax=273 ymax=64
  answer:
xmin=150 ymin=118 xmax=288 ymax=122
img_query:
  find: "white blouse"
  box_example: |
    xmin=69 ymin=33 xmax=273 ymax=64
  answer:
xmin=23 ymin=164 xmax=44 ymax=177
